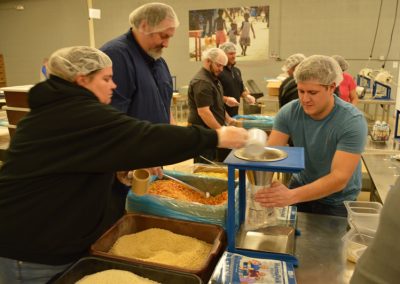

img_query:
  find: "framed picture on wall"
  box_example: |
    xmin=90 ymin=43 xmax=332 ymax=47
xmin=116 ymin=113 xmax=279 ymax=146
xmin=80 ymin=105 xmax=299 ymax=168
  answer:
xmin=188 ymin=6 xmax=269 ymax=62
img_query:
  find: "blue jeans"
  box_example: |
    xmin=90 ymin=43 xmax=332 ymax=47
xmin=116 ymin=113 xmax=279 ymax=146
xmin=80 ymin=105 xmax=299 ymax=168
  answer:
xmin=0 ymin=256 xmax=72 ymax=284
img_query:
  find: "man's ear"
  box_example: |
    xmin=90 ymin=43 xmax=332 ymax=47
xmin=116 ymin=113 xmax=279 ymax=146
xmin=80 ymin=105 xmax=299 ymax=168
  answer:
xmin=329 ymin=82 xmax=337 ymax=92
xmin=139 ymin=20 xmax=149 ymax=33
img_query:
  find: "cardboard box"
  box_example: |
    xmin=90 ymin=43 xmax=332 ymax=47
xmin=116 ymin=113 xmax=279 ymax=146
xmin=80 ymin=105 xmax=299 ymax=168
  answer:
xmin=266 ymin=81 xmax=282 ymax=96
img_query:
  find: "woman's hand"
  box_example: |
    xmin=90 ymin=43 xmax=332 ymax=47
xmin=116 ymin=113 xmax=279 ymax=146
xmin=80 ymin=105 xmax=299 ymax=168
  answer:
xmin=216 ymin=126 xmax=248 ymax=149
xmin=146 ymin=167 xmax=163 ymax=178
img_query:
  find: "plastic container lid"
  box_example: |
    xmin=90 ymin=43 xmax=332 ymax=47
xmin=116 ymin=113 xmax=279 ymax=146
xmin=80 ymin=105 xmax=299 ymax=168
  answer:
xmin=344 ymin=201 xmax=383 ymax=215
xmin=344 ymin=201 xmax=382 ymax=232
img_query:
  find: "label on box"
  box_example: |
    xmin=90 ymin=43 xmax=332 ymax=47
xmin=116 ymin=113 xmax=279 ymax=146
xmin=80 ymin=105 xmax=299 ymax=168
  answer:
xmin=276 ymin=206 xmax=296 ymax=221
xmin=209 ymin=252 xmax=296 ymax=284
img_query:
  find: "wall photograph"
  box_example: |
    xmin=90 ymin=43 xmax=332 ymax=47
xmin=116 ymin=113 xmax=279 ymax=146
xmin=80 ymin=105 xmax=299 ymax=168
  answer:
xmin=188 ymin=6 xmax=270 ymax=62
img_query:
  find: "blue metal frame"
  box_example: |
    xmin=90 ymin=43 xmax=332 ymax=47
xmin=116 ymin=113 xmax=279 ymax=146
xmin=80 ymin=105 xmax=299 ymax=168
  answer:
xmin=224 ymin=146 xmax=305 ymax=266
xmin=357 ymin=74 xmax=371 ymax=90
xmin=372 ymin=81 xmax=391 ymax=100
xmin=395 ymin=110 xmax=400 ymax=139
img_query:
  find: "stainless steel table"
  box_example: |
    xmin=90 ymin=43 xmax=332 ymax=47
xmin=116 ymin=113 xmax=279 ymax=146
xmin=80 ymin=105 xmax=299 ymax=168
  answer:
xmin=357 ymin=96 xmax=395 ymax=122
xmin=295 ymin=212 xmax=354 ymax=284
xmin=361 ymin=152 xmax=400 ymax=203
xmin=364 ymin=137 xmax=400 ymax=153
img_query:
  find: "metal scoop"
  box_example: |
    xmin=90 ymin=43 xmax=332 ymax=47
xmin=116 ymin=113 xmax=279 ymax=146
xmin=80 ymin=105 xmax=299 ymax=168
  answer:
xmin=199 ymin=155 xmax=226 ymax=169
xmin=163 ymin=173 xmax=210 ymax=198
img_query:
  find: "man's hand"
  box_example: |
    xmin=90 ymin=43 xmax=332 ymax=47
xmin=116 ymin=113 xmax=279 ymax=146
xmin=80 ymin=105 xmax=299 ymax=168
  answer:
xmin=244 ymin=94 xmax=256 ymax=104
xmin=254 ymin=181 xmax=297 ymax=207
xmin=224 ymin=96 xmax=240 ymax=107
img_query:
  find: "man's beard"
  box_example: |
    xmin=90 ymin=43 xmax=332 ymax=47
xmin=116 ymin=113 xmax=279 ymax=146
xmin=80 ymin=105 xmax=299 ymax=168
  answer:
xmin=147 ymin=47 xmax=163 ymax=59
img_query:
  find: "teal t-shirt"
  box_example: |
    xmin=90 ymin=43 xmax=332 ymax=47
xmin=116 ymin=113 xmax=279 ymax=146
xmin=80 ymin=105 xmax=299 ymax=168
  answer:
xmin=273 ymin=96 xmax=368 ymax=205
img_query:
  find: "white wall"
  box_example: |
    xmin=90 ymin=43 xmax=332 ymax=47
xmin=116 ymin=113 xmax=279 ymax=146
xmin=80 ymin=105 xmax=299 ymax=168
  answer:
xmin=0 ymin=0 xmax=399 ymax=102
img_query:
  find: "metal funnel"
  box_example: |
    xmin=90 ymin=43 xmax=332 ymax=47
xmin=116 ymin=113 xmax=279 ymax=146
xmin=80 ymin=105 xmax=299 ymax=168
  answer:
xmin=247 ymin=171 xmax=274 ymax=186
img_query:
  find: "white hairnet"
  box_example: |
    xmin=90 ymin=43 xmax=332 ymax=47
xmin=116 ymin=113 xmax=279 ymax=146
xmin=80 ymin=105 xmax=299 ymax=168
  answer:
xmin=129 ymin=2 xmax=180 ymax=34
xmin=281 ymin=53 xmax=306 ymax=72
xmin=47 ymin=46 xmax=112 ymax=82
xmin=331 ymin=55 xmax=349 ymax=71
xmin=202 ymin=48 xmax=228 ymax=65
xmin=294 ymin=55 xmax=343 ymax=86
xmin=219 ymin=42 xmax=237 ymax=53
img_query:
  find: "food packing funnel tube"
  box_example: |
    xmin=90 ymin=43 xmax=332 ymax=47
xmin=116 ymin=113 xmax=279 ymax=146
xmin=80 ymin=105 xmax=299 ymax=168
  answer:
xmin=247 ymin=170 xmax=274 ymax=186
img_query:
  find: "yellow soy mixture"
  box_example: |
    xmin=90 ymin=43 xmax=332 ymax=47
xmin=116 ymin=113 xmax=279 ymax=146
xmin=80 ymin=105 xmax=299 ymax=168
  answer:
xmin=75 ymin=269 xmax=159 ymax=284
xmin=109 ymin=228 xmax=212 ymax=270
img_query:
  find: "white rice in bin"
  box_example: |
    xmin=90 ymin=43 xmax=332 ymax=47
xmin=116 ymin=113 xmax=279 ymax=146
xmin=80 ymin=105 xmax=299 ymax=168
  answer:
xmin=109 ymin=228 xmax=212 ymax=270
xmin=75 ymin=269 xmax=160 ymax=284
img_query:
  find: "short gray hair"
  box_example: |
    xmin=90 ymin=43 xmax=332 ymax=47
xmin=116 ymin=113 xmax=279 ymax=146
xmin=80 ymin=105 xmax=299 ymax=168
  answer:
xmin=294 ymin=55 xmax=343 ymax=86
xmin=129 ymin=2 xmax=179 ymax=34
xmin=219 ymin=42 xmax=237 ymax=53
xmin=47 ymin=46 xmax=112 ymax=82
xmin=281 ymin=53 xmax=306 ymax=72
xmin=202 ymin=48 xmax=228 ymax=65
xmin=331 ymin=55 xmax=349 ymax=71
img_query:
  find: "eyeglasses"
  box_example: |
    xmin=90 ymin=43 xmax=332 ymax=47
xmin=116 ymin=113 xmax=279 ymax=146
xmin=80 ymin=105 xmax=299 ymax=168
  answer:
xmin=212 ymin=62 xmax=225 ymax=68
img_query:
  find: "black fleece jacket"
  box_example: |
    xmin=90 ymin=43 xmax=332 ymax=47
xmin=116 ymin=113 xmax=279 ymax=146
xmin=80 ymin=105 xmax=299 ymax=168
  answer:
xmin=0 ymin=76 xmax=217 ymax=265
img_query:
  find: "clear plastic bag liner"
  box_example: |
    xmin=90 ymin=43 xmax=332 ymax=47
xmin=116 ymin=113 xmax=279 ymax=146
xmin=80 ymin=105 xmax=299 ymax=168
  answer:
xmin=127 ymin=170 xmax=234 ymax=228
xmin=244 ymin=184 xmax=278 ymax=231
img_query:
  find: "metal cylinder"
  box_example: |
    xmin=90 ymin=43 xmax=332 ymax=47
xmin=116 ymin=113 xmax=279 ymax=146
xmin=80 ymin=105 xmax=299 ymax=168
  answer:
xmin=247 ymin=170 xmax=274 ymax=186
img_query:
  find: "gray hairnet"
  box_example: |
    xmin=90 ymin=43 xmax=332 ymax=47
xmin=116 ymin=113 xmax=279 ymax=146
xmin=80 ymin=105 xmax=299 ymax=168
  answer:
xmin=294 ymin=55 xmax=343 ymax=86
xmin=129 ymin=2 xmax=180 ymax=34
xmin=202 ymin=48 xmax=228 ymax=65
xmin=47 ymin=46 xmax=112 ymax=82
xmin=219 ymin=42 xmax=237 ymax=53
xmin=331 ymin=55 xmax=349 ymax=71
xmin=281 ymin=53 xmax=306 ymax=72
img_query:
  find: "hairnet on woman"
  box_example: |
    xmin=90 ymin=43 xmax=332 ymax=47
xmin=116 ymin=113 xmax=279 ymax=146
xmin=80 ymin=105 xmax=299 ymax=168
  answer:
xmin=278 ymin=53 xmax=306 ymax=108
xmin=331 ymin=54 xmax=358 ymax=105
xmin=0 ymin=46 xmax=248 ymax=283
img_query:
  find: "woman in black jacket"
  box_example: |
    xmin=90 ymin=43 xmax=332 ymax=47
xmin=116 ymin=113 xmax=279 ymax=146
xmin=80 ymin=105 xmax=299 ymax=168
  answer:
xmin=0 ymin=46 xmax=248 ymax=283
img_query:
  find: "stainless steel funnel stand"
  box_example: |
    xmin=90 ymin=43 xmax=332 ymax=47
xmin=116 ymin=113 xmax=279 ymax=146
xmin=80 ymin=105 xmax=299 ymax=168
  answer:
xmin=224 ymin=146 xmax=305 ymax=266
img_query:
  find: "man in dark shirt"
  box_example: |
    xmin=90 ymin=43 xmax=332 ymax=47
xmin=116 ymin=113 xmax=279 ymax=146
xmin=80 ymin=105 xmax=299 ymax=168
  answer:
xmin=218 ymin=42 xmax=256 ymax=117
xmin=278 ymin=53 xmax=306 ymax=108
xmin=188 ymin=48 xmax=236 ymax=162
xmin=100 ymin=3 xmax=179 ymax=223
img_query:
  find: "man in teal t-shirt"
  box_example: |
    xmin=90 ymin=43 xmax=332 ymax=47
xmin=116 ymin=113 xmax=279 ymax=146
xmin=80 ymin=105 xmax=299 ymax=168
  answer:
xmin=255 ymin=55 xmax=367 ymax=216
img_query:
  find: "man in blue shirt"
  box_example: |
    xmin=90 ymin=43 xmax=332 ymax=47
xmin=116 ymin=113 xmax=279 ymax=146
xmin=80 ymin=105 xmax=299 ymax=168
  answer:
xmin=255 ymin=55 xmax=367 ymax=216
xmin=100 ymin=3 xmax=179 ymax=222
